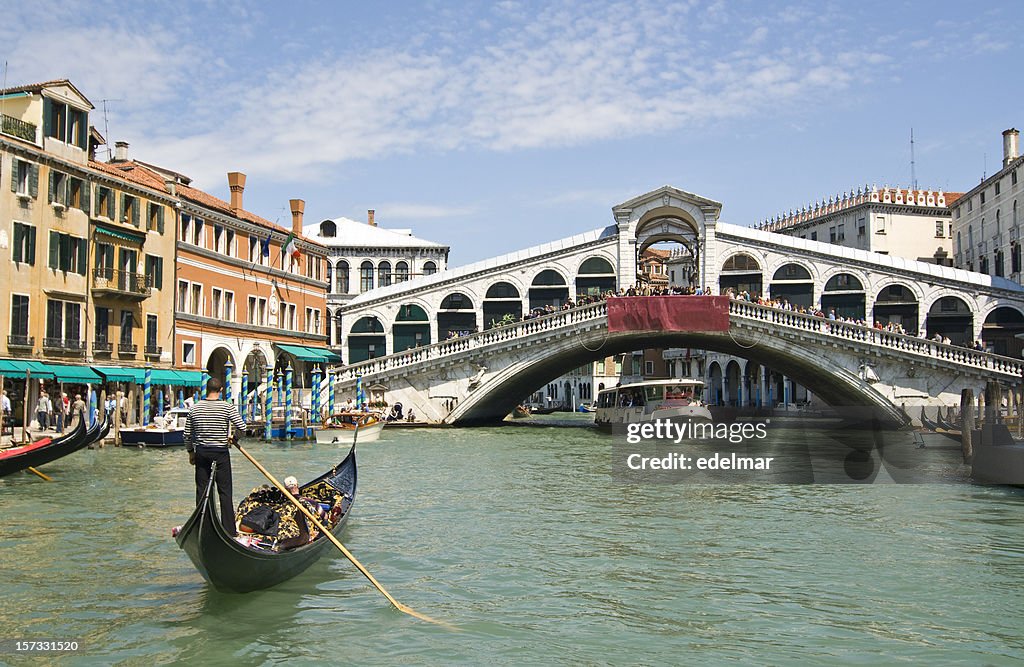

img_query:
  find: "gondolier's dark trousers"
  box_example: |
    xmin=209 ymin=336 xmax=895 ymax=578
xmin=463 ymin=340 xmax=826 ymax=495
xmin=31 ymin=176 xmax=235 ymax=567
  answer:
xmin=195 ymin=447 xmax=236 ymax=537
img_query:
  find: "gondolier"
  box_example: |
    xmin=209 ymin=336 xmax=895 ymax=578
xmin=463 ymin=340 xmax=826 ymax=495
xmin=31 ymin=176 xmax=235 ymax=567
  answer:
xmin=185 ymin=378 xmax=246 ymax=536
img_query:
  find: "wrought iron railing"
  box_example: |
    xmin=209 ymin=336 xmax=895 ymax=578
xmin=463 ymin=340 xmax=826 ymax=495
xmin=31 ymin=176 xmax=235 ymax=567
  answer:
xmin=93 ymin=340 xmax=113 ymax=353
xmin=92 ymin=268 xmax=152 ymax=297
xmin=1 ymin=114 xmax=37 ymax=143
xmin=7 ymin=334 xmax=34 ymax=348
xmin=118 ymin=342 xmax=138 ymax=354
xmin=144 ymin=345 xmax=162 ymax=356
xmin=43 ymin=338 xmax=85 ymax=353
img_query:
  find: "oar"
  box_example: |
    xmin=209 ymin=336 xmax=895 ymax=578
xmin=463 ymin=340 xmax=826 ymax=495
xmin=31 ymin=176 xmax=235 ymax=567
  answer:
xmin=233 ymin=442 xmax=453 ymax=629
xmin=27 ymin=466 xmax=52 ymax=481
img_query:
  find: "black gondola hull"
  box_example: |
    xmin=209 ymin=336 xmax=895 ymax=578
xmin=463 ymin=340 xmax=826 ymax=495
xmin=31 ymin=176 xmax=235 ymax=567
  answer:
xmin=175 ymin=446 xmax=357 ymax=593
xmin=0 ymin=417 xmax=108 ymax=477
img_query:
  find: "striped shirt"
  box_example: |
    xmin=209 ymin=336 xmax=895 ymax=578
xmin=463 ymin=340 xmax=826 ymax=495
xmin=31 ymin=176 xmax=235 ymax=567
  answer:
xmin=184 ymin=400 xmax=246 ymax=451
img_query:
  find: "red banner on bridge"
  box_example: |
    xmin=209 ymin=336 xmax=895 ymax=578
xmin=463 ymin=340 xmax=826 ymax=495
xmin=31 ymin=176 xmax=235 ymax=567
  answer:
xmin=607 ymin=296 xmax=730 ymax=332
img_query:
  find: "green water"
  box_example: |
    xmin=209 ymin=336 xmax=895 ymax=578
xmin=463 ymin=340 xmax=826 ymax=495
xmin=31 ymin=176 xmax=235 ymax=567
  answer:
xmin=1 ymin=415 xmax=1023 ymax=665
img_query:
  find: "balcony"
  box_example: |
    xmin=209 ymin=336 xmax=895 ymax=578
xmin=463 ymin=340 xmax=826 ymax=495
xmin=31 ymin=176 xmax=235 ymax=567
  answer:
xmin=92 ymin=268 xmax=152 ymax=300
xmin=144 ymin=344 xmax=162 ymax=357
xmin=1 ymin=114 xmax=38 ymax=143
xmin=7 ymin=334 xmax=34 ymax=349
xmin=118 ymin=342 xmax=138 ymax=355
xmin=43 ymin=338 xmax=86 ymax=355
xmin=93 ymin=339 xmax=113 ymax=354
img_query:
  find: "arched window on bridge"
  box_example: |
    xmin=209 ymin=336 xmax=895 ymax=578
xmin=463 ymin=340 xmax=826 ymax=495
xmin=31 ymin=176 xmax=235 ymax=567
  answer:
xmin=378 ymin=261 xmax=392 ymax=288
xmin=395 ymin=261 xmax=409 ymax=283
xmin=925 ymin=296 xmax=973 ymax=345
xmin=393 ymin=304 xmax=430 ymax=352
xmin=423 ymin=261 xmax=437 ymax=276
xmin=873 ymin=284 xmax=919 ymax=334
xmin=349 ymin=316 xmax=386 ymax=363
xmin=336 ymin=260 xmax=350 ymax=294
xmin=821 ymin=273 xmax=866 ymax=322
xmin=359 ymin=261 xmax=374 ymax=292
xmin=319 ymin=219 xmax=337 ymax=238
xmin=529 ymin=269 xmax=569 ymax=311
xmin=720 ymin=253 xmax=762 ymax=298
xmin=982 ymin=306 xmax=1024 ymax=357
xmin=439 ymin=292 xmax=476 ymax=340
xmin=769 ymin=263 xmax=813 ymax=308
xmin=326 ymin=261 xmax=333 ymax=293
xmin=484 ymin=281 xmax=522 ymax=329
xmin=576 ymin=257 xmax=616 ymax=298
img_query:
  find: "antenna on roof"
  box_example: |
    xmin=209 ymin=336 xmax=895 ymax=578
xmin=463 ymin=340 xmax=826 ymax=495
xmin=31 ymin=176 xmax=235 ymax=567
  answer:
xmin=1 ymin=61 xmax=8 ymax=127
xmin=99 ymin=98 xmax=123 ymax=160
xmin=910 ymin=128 xmax=917 ymax=191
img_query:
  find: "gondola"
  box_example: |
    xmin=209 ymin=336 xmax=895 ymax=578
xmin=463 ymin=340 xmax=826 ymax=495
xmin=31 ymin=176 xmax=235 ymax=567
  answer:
xmin=0 ymin=416 xmax=107 ymax=477
xmin=919 ymin=406 xmax=941 ymax=432
xmin=175 ymin=444 xmax=357 ymax=593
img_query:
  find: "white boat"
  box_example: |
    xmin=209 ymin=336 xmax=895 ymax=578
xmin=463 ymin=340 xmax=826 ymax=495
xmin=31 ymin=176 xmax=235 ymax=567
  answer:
xmin=594 ymin=379 xmax=712 ymax=429
xmin=120 ymin=407 xmax=189 ymax=447
xmin=316 ymin=411 xmax=385 ymax=444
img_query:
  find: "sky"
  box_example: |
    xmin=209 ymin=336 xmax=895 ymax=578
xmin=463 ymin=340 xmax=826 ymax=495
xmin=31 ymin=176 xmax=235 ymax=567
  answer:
xmin=3 ymin=1 xmax=1021 ymax=265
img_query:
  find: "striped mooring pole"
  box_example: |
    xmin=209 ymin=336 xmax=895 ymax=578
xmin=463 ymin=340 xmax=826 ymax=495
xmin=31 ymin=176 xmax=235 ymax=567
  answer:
xmin=285 ymin=362 xmax=293 ymax=440
xmin=143 ymin=366 xmax=152 ymax=427
xmin=240 ymin=369 xmax=248 ymax=419
xmin=201 ymin=371 xmax=209 ymax=400
xmin=264 ymin=365 xmax=274 ymax=442
xmin=224 ymin=359 xmax=233 ymax=404
xmin=178 ymin=389 xmax=184 ymax=409
xmin=157 ymin=389 xmax=164 ymax=418
xmin=89 ymin=387 xmax=97 ymax=427
xmin=311 ymin=365 xmax=321 ymax=426
xmin=327 ymin=367 xmax=335 ymax=421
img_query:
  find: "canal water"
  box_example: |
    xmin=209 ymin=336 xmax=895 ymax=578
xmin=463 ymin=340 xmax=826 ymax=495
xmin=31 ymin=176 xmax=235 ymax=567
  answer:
xmin=1 ymin=414 xmax=1023 ymax=665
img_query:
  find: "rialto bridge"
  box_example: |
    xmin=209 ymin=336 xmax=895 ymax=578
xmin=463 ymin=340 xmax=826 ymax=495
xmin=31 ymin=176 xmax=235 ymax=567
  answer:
xmin=329 ymin=186 xmax=1024 ymax=425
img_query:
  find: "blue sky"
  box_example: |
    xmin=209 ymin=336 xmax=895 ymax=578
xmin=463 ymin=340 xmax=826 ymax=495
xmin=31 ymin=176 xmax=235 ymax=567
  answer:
xmin=4 ymin=1 xmax=1021 ymax=264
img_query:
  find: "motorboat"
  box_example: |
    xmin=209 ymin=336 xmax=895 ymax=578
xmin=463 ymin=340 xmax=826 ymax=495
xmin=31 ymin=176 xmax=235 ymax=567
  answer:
xmin=120 ymin=407 xmax=189 ymax=447
xmin=316 ymin=411 xmax=385 ymax=444
xmin=594 ymin=379 xmax=711 ymax=429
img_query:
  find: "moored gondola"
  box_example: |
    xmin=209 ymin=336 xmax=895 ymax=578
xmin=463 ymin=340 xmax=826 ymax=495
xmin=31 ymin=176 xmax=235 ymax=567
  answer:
xmin=175 ymin=444 xmax=357 ymax=593
xmin=0 ymin=416 xmax=108 ymax=477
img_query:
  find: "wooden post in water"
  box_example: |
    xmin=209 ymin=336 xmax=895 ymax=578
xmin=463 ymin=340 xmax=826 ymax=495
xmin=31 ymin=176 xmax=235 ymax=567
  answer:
xmin=23 ymin=370 xmax=32 ymax=444
xmin=0 ymin=374 xmax=5 ymax=444
xmin=99 ymin=390 xmax=107 ymax=446
xmin=1018 ymin=387 xmax=1024 ymax=439
xmin=114 ymin=390 xmax=123 ymax=446
xmin=128 ymin=389 xmax=136 ymax=426
xmin=960 ymin=388 xmax=974 ymax=463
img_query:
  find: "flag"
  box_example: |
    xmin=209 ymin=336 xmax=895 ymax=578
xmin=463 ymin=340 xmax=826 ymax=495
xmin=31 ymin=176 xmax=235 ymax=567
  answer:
xmin=283 ymin=232 xmax=301 ymax=261
xmin=260 ymin=232 xmax=271 ymax=258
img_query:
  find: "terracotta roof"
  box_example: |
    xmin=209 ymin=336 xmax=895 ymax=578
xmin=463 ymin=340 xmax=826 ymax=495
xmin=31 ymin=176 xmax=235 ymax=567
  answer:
xmin=0 ymin=78 xmax=94 ymax=109
xmin=89 ymin=159 xmax=169 ymax=191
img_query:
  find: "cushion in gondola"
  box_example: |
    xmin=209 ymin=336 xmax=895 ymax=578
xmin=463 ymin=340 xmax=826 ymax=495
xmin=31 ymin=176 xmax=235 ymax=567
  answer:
xmin=240 ymin=505 xmax=280 ymax=535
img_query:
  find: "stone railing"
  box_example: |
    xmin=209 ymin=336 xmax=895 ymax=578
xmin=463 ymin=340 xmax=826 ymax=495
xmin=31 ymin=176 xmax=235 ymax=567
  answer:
xmin=339 ymin=301 xmax=609 ymax=381
xmin=728 ymin=300 xmax=1024 ymax=375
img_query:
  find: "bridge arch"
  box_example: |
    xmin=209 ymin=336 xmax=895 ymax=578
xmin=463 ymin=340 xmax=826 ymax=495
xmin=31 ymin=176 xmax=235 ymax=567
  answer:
xmin=438 ymin=292 xmax=478 ymax=340
xmin=393 ymin=303 xmax=431 ymax=352
xmin=981 ymin=305 xmax=1024 ymax=356
xmin=769 ymin=261 xmax=816 ymax=308
xmin=872 ymin=282 xmax=921 ymax=333
xmin=719 ymin=251 xmax=764 ymax=297
xmin=924 ymin=294 xmax=974 ymax=345
xmin=821 ymin=271 xmax=867 ymax=321
xmin=575 ymin=255 xmax=617 ymax=297
xmin=529 ymin=269 xmax=569 ymax=311
xmin=484 ymin=280 xmax=523 ymax=328
xmin=349 ymin=314 xmax=386 ymax=362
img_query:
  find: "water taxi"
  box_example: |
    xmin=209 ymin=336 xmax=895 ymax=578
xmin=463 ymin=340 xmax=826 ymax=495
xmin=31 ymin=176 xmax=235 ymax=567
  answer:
xmin=595 ymin=379 xmax=711 ymax=429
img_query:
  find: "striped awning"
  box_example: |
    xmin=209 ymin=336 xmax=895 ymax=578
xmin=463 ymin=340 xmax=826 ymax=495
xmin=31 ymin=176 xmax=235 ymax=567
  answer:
xmin=94 ymin=224 xmax=145 ymax=244
xmin=275 ymin=344 xmax=342 ymax=363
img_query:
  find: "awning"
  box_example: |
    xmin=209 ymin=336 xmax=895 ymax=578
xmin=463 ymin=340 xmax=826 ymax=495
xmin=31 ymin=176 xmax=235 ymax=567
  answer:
xmin=94 ymin=224 xmax=145 ymax=244
xmin=0 ymin=360 xmax=56 ymax=378
xmin=172 ymin=370 xmax=204 ymax=387
xmin=91 ymin=366 xmax=145 ymax=383
xmin=275 ymin=344 xmax=342 ymax=363
xmin=49 ymin=364 xmax=102 ymax=383
xmin=149 ymin=369 xmax=203 ymax=387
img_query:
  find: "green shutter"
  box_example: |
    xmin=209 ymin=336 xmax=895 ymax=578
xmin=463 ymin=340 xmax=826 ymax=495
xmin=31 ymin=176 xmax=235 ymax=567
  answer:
xmin=12 ymin=225 xmax=23 ymax=262
xmin=156 ymin=256 xmax=163 ymax=289
xmin=42 ymin=98 xmax=53 ymax=138
xmin=59 ymin=234 xmax=71 ymax=271
xmin=48 ymin=170 xmax=56 ymax=203
xmin=29 ymin=165 xmax=38 ymax=198
xmin=78 ymin=111 xmax=89 ymax=150
xmin=10 ymin=160 xmax=17 ymax=193
xmin=120 ymin=193 xmax=126 ymax=222
xmin=49 ymin=231 xmax=59 ymax=268
xmin=28 ymin=227 xmax=36 ymax=266
xmin=77 ymin=237 xmax=87 ymax=275
xmin=132 ymin=198 xmax=140 ymax=227
xmin=157 ymin=206 xmax=164 ymax=234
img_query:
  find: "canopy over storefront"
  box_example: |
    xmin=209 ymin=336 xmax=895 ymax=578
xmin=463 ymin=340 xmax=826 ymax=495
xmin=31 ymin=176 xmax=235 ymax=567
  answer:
xmin=275 ymin=344 xmax=342 ymax=364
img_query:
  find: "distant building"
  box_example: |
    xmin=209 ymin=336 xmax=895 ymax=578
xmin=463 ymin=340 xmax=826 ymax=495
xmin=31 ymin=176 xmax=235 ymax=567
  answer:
xmin=758 ymin=186 xmax=961 ymax=264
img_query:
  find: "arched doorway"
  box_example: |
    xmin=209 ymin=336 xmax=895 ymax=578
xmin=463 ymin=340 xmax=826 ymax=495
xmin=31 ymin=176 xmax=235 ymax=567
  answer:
xmin=348 ymin=316 xmax=385 ymax=363
xmin=821 ymin=273 xmax=866 ymax=321
xmin=872 ymin=284 xmax=918 ymax=333
xmin=575 ymin=257 xmax=616 ymax=297
xmin=982 ymin=307 xmax=1024 ymax=356
xmin=438 ymin=292 xmax=476 ymax=340
xmin=707 ymin=361 xmax=723 ymax=406
xmin=725 ymin=360 xmax=741 ymax=406
xmin=393 ymin=304 xmax=430 ymax=352
xmin=483 ymin=281 xmax=522 ymax=328
xmin=926 ymin=296 xmax=973 ymax=345
xmin=719 ymin=253 xmax=762 ymax=297
xmin=206 ymin=346 xmax=235 ymax=389
xmin=770 ymin=263 xmax=814 ymax=308
xmin=529 ymin=269 xmax=569 ymax=310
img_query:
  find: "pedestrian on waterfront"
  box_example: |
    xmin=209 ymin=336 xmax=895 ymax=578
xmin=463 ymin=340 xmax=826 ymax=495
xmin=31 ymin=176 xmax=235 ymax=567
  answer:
xmin=57 ymin=392 xmax=70 ymax=432
xmin=35 ymin=391 xmax=52 ymax=430
xmin=184 ymin=377 xmax=247 ymax=536
xmin=72 ymin=394 xmax=87 ymax=425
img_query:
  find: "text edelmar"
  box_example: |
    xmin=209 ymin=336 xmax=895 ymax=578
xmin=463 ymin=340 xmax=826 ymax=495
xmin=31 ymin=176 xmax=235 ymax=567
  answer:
xmin=626 ymin=452 xmax=774 ymax=470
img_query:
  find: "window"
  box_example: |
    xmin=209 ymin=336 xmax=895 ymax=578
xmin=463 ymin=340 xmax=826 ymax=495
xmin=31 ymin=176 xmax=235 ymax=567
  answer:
xmin=378 ymin=261 xmax=392 ymax=287
xmin=68 ymin=177 xmax=87 ymax=211
xmin=94 ymin=307 xmax=110 ymax=344
xmin=395 ymin=261 xmax=409 ymax=282
xmin=305 ymin=307 xmax=321 ymax=334
xmin=981 ymin=192 xmax=986 ymax=206
xmin=144 ymin=254 xmax=163 ymax=290
xmin=224 ymin=291 xmax=235 ymax=322
xmin=190 ymin=284 xmax=202 ymax=316
xmin=1013 ymin=242 xmax=1022 ymax=274
xmin=46 ymin=300 xmax=81 ymax=345
xmin=282 ymin=303 xmax=297 ymax=330
xmin=644 ymin=361 xmax=654 ymax=375
xmin=47 ymin=231 xmax=86 ymax=274
xmin=96 ymin=186 xmax=112 ymax=218
xmin=11 ymin=294 xmax=30 ymax=337
xmin=120 ymin=194 xmax=140 ymax=226
xmin=12 ymin=159 xmax=37 ymax=197
xmin=935 ymin=221 xmax=945 ymax=237
xmin=995 ymin=250 xmax=1005 ymax=278
xmin=810 ymin=231 xmax=817 ymax=241
xmin=247 ymin=296 xmax=257 ymax=325
xmin=226 ymin=229 xmax=235 ymax=257
xmin=995 ymin=182 xmax=1001 ymax=195
xmin=1013 ymin=170 xmax=1018 ymax=186
xmin=837 ymin=224 xmax=845 ymax=242
xmin=147 ymin=203 xmax=164 ymax=233
xmin=43 ymin=98 xmax=88 ymax=149
xmin=182 ymin=342 xmax=196 ymax=365
xmin=12 ymin=222 xmax=36 ymax=265
xmin=177 ymin=280 xmax=189 ymax=312
xmin=423 ymin=260 xmax=437 ymax=276
xmin=258 ymin=298 xmax=267 ymax=326
xmin=189 ymin=216 xmax=204 ymax=246
xmin=49 ymin=170 xmax=68 ymax=207
xmin=360 ymin=261 xmax=374 ymax=292
xmin=146 ymin=314 xmax=158 ymax=350
xmin=336 ymin=261 xmax=350 ymax=293
xmin=211 ymin=288 xmax=223 ymax=319
xmin=876 ymin=216 xmax=886 ymax=234
xmin=120 ymin=311 xmax=134 ymax=346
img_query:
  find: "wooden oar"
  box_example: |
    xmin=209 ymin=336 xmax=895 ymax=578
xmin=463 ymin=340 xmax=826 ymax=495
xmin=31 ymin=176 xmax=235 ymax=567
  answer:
xmin=27 ymin=466 xmax=52 ymax=481
xmin=234 ymin=443 xmax=453 ymax=629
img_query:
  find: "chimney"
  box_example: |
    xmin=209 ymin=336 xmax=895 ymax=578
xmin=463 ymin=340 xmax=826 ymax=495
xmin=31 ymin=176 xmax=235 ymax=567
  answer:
xmin=227 ymin=172 xmax=246 ymax=215
xmin=164 ymin=178 xmax=176 ymax=196
xmin=113 ymin=141 xmax=129 ymax=162
xmin=290 ymin=199 xmax=305 ymax=236
xmin=368 ymin=209 xmax=376 ymax=227
xmin=1003 ymin=128 xmax=1020 ymax=168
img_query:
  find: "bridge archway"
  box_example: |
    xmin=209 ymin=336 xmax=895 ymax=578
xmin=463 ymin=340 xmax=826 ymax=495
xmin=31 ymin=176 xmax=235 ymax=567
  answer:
xmin=635 ymin=207 xmax=702 ymax=285
xmin=576 ymin=257 xmax=616 ymax=297
xmin=873 ymin=284 xmax=919 ymax=333
xmin=529 ymin=269 xmax=569 ymax=310
xmin=719 ymin=252 xmax=763 ymax=297
xmin=822 ymin=272 xmax=866 ymax=321
xmin=483 ymin=281 xmax=522 ymax=328
xmin=349 ymin=315 xmax=385 ymax=363
xmin=770 ymin=263 xmax=815 ymax=308
xmin=438 ymin=292 xmax=477 ymax=339
xmin=393 ymin=304 xmax=430 ymax=352
xmin=981 ymin=306 xmax=1024 ymax=356
xmin=707 ymin=361 xmax=723 ymax=406
xmin=926 ymin=296 xmax=973 ymax=344
xmin=725 ymin=359 xmax=742 ymax=406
